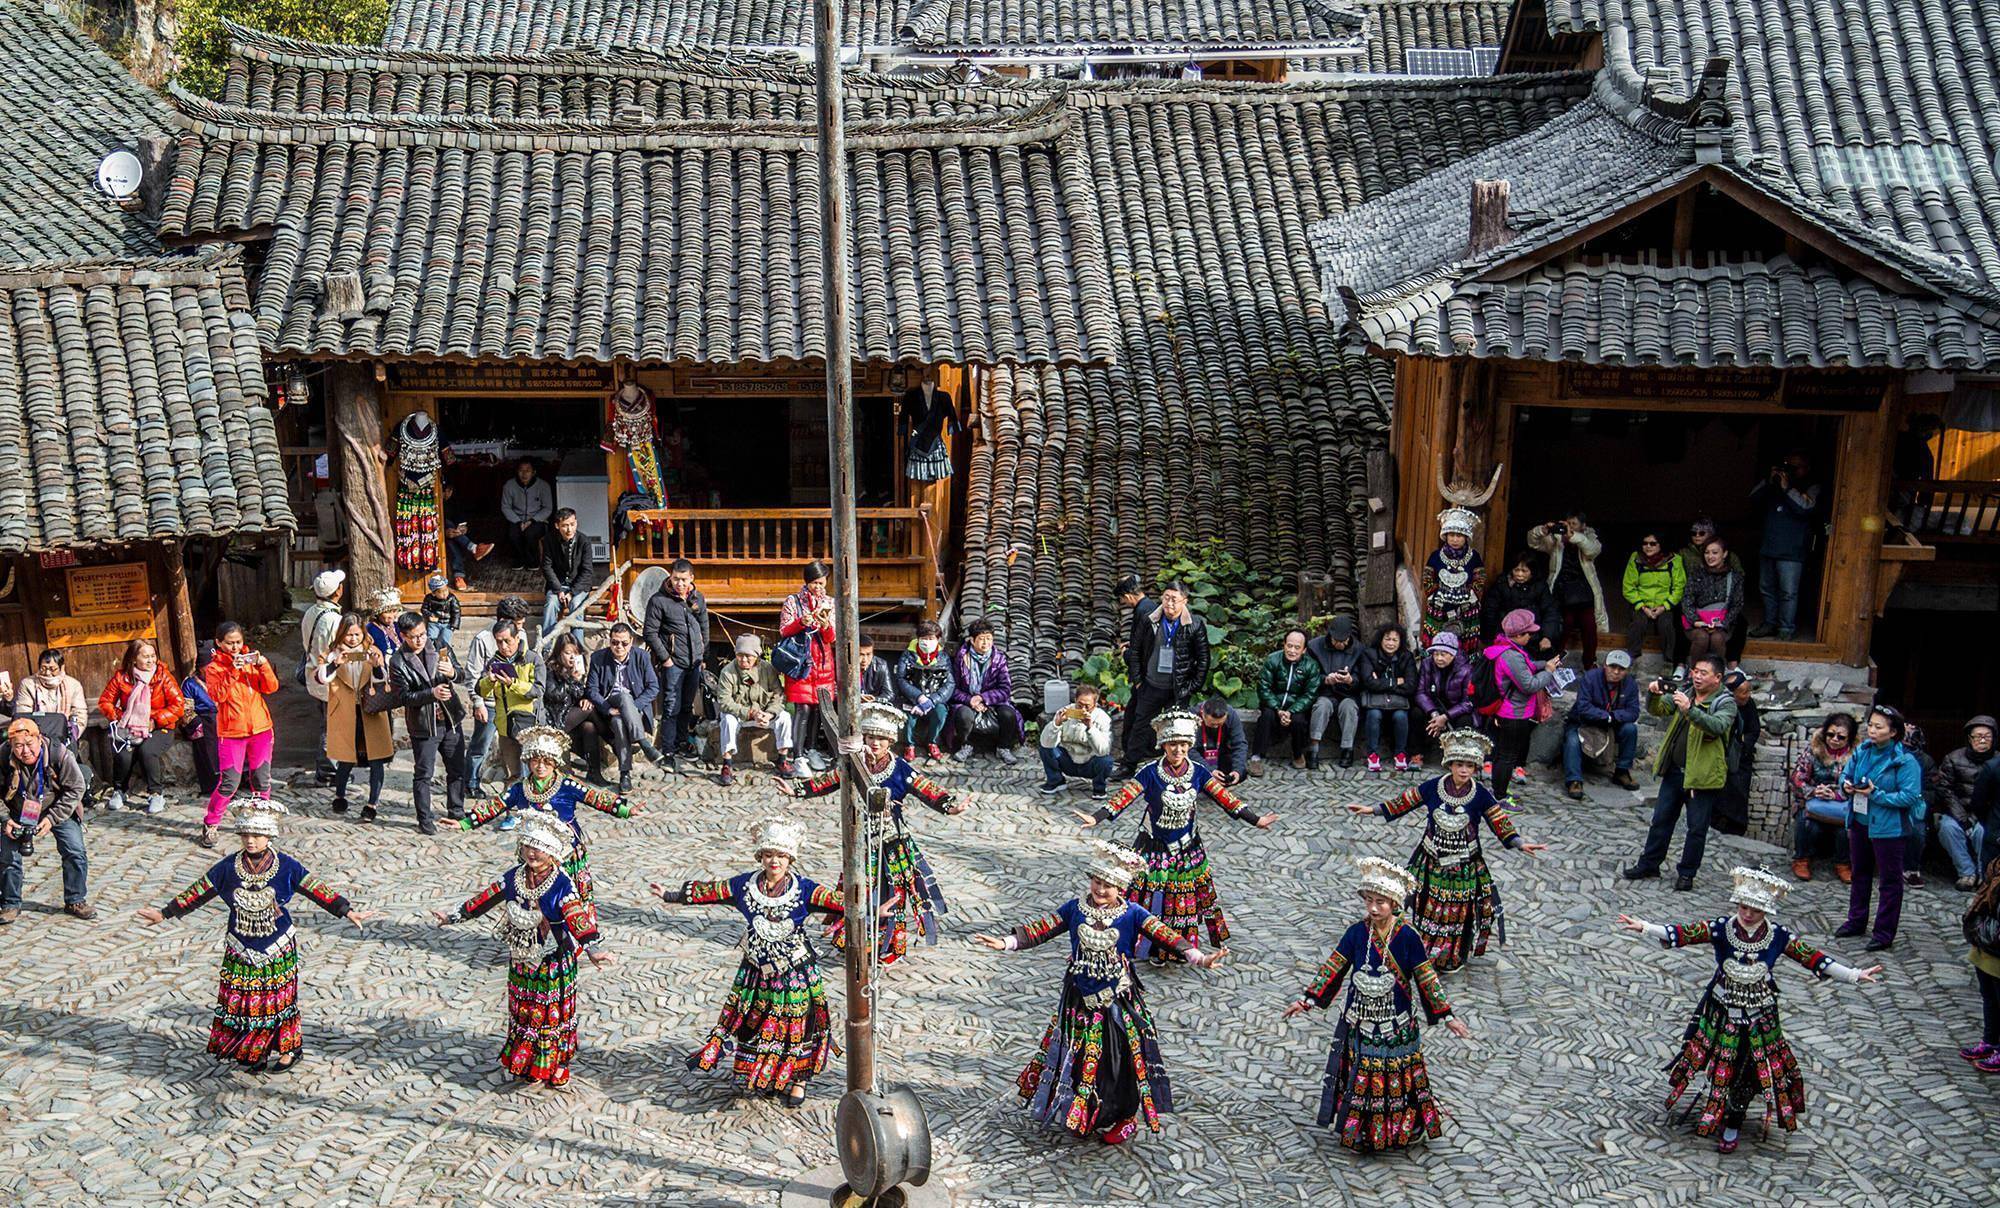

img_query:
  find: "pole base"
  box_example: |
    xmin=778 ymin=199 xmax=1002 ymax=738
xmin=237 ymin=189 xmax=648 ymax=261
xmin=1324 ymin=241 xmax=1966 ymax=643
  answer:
xmin=780 ymin=1164 xmax=951 ymax=1208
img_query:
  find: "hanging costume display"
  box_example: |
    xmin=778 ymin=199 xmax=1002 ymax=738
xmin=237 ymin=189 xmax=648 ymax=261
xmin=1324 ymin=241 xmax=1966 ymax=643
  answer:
xmin=663 ymin=816 xmax=845 ymax=1098
xmin=790 ymin=701 xmax=959 ymax=965
xmin=1420 ymin=506 xmax=1486 ymax=646
xmin=608 ymin=381 xmax=669 ymax=513
xmin=394 ymin=411 xmax=442 ymax=572
xmin=461 ymin=726 xmax=632 ymax=906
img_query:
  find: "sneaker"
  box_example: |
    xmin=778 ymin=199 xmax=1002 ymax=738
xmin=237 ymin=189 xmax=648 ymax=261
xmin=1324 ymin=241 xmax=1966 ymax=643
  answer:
xmin=472 ymin=542 xmax=495 ymax=560
xmin=1393 ymin=753 xmax=1409 ymax=772
xmin=359 ymin=806 xmax=377 ymax=824
xmin=1039 ymin=780 xmax=1065 ymax=795
xmin=1958 ymin=1042 xmax=1997 ymax=1063
xmin=1906 ymin=871 xmax=1925 ymax=888
xmin=996 ymin=747 xmax=1019 ymax=766
xmin=926 ymin=744 xmax=944 ymax=763
xmin=0 ymin=908 xmax=16 ymax=925
xmin=1959 ymin=875 xmax=1978 ymax=891
xmin=1366 ymin=753 xmax=1382 ymax=773
xmin=199 ymin=825 xmax=219 ymax=848
xmin=64 ymin=901 xmax=97 ymax=921
xmin=1978 ymin=1053 xmax=2000 ymax=1074
xmin=1409 ymin=754 xmax=1424 ymax=768
xmin=1565 ymin=781 xmax=1584 ymax=800
xmin=666 ymin=755 xmax=682 ymax=777
xmin=146 ymin=794 xmax=165 ymax=815
xmin=1673 ymin=875 xmax=1694 ymax=892
xmin=718 ymin=762 xmax=735 ymax=788
xmin=1482 ymin=761 xmax=1493 ymax=777
xmin=1090 ymin=787 xmax=1108 ymax=800
xmin=777 ymin=757 xmax=797 ymax=779
xmin=903 ymin=744 xmax=917 ymax=762
xmin=106 ymin=791 xmax=126 ymax=812
xmin=1622 ymin=865 xmax=1660 ymax=881
xmin=1512 ymin=766 xmax=1528 ymax=783
xmin=497 ymin=814 xmax=518 ymax=831
xmin=1249 ymin=756 xmax=1265 ymax=777
xmin=953 ymin=744 xmax=974 ymax=762
xmin=1610 ymin=769 xmax=1639 ymax=790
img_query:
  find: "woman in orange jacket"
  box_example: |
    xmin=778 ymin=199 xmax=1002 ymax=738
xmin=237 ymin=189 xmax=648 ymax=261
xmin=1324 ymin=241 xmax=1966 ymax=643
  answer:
xmin=98 ymin=639 xmax=186 ymax=816
xmin=200 ymin=622 xmax=280 ymax=848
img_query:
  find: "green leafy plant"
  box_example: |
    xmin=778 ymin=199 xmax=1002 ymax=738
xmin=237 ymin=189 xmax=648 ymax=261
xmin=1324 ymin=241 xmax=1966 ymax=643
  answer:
xmin=174 ymin=0 xmax=389 ymax=96
xmin=1156 ymin=538 xmax=1298 ymax=710
xmin=1075 ymin=651 xmax=1132 ymax=708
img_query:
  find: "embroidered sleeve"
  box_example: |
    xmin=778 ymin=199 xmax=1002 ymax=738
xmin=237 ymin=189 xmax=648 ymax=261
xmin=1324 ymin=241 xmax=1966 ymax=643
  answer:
xmin=1411 ymin=959 xmax=1453 ymax=1023
xmin=679 ymin=879 xmax=736 ymax=906
xmin=1138 ymin=914 xmax=1196 ymax=956
xmin=909 ymin=773 xmax=955 ymax=813
xmin=581 ymin=783 xmax=631 ymax=818
xmin=1380 ymin=787 xmax=1424 ymax=820
xmin=1485 ymin=802 xmax=1523 ymax=849
xmin=807 ymin=883 xmax=845 ymax=917
xmin=794 ymin=770 xmax=841 ymax=799
xmin=456 ymin=878 xmax=509 ymax=921
xmin=295 ymin=870 xmax=352 ymax=918
xmin=559 ymin=893 xmax=601 ymax=947
xmin=1783 ymin=935 xmax=1838 ymax=979
xmin=1660 ymin=920 xmax=1713 ymax=948
xmin=1094 ymin=778 xmax=1143 ymax=823
xmin=1201 ymin=774 xmax=1253 ymax=821
xmin=1303 ymin=949 xmax=1351 ymax=1006
xmin=462 ymin=792 xmax=509 ymax=828
xmin=159 ymin=873 xmax=219 ymax=918
xmin=1010 ymin=911 xmax=1067 ymax=951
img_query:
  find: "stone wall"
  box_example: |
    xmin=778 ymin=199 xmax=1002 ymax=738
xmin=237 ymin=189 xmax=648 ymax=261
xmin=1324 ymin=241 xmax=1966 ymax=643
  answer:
xmin=1738 ymin=661 xmax=1877 ymax=848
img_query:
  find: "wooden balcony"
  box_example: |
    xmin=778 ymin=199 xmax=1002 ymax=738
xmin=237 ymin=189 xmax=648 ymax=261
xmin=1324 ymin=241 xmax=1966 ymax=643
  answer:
xmin=617 ymin=507 xmax=942 ymax=617
xmin=1895 ymin=479 xmax=2000 ymax=542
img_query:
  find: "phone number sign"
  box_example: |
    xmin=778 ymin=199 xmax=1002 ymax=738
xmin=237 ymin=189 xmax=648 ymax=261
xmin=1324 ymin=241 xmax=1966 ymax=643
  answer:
xmin=67 ymin=563 xmax=151 ymax=614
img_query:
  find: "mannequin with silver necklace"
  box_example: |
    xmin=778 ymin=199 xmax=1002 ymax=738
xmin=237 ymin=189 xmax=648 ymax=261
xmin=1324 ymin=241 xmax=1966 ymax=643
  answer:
xmin=1344 ymin=728 xmax=1547 ymax=974
xmin=138 ymin=800 xmax=378 ymax=1074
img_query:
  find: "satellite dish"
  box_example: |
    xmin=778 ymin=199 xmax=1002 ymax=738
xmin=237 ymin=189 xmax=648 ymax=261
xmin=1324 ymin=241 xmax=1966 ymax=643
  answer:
xmin=96 ymin=148 xmax=143 ymax=201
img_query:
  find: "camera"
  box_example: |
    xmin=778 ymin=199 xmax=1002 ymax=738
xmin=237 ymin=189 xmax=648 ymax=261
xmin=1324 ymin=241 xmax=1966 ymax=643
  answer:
xmin=233 ymin=651 xmax=259 ymax=668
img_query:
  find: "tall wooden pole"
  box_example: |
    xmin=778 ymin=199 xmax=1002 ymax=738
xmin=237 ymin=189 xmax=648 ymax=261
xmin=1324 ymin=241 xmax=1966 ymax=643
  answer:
xmin=814 ymin=0 xmax=871 ymax=1096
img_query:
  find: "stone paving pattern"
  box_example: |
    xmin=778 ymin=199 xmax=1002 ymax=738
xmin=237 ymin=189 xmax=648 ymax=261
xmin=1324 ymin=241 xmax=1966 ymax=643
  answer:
xmin=1 ymin=754 xmax=1994 ymax=1207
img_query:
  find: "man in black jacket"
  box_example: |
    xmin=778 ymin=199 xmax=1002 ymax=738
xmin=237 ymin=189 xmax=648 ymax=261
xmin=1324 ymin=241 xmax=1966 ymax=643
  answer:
xmin=1305 ymin=615 xmax=1365 ymax=768
xmin=642 ymin=557 xmax=711 ymax=772
xmin=1118 ymin=581 xmax=1210 ymax=775
xmin=1116 ymin=573 xmax=1157 ymax=660
xmin=1197 ymin=698 xmax=1250 ymax=785
xmin=388 ymin=613 xmax=468 ymax=833
xmin=539 ymin=508 xmax=595 ymax=642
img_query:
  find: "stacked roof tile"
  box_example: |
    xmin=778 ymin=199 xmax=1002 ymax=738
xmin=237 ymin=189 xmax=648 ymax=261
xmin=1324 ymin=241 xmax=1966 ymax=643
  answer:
xmin=0 ymin=3 xmax=289 ymax=552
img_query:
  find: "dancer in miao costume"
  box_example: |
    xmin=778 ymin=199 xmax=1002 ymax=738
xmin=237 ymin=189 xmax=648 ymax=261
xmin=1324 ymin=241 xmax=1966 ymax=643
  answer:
xmin=784 ymin=701 xmax=962 ymax=965
xmin=461 ymin=725 xmax=636 ymax=907
xmin=1285 ymin=857 xmax=1472 ymax=1153
xmin=656 ymin=815 xmax=845 ymax=1107
xmin=1076 ymin=709 xmax=1276 ymax=960
xmin=1618 ymin=867 xmax=1881 ymax=1152
xmin=1420 ymin=505 xmax=1486 ymax=646
xmin=433 ymin=815 xmax=612 ymax=1088
xmin=1344 ymin=728 xmax=1547 ymax=972
xmin=136 ymin=800 xmax=379 ymax=1072
xmin=975 ymin=842 xmax=1226 ymax=1145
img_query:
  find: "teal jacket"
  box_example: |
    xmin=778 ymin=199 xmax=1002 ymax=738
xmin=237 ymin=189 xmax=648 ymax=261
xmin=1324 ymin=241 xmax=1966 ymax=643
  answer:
xmin=1843 ymin=738 xmax=1926 ymax=840
xmin=1259 ymin=651 xmax=1319 ymax=715
xmin=1647 ymin=687 xmax=1737 ymax=790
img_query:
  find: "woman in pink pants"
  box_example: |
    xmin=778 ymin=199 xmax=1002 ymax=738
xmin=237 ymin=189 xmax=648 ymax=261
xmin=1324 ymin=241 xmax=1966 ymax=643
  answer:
xmin=200 ymin=622 xmax=280 ymax=849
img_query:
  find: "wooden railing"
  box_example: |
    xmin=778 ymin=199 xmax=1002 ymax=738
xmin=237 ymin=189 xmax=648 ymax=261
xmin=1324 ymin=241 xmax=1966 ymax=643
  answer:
xmin=1894 ymin=479 xmax=2000 ymax=542
xmin=618 ymin=507 xmax=939 ymax=615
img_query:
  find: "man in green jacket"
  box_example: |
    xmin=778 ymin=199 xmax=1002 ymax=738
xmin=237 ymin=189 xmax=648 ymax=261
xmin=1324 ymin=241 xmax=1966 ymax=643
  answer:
xmin=1252 ymin=629 xmax=1318 ymax=773
xmin=1622 ymin=654 xmax=1738 ymax=891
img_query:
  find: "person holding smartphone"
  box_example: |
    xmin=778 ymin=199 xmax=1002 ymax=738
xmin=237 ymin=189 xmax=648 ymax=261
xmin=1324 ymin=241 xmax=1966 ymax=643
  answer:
xmin=1835 ymin=705 xmax=1925 ymax=951
xmin=315 ymin=614 xmax=393 ymax=818
xmin=199 ymin=621 xmax=281 ymax=850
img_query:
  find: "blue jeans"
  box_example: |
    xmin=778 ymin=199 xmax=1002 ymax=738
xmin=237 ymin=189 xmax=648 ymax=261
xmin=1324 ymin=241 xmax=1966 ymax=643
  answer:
xmin=465 ymin=716 xmax=496 ymax=794
xmin=1561 ymin=721 xmax=1638 ymax=782
xmin=446 ymin=533 xmax=475 ymax=579
xmin=902 ymin=700 xmax=949 ymax=748
xmin=1362 ymin=708 xmax=1409 ymax=757
xmin=1636 ymin=770 xmax=1720 ymax=879
xmin=0 ymin=815 xmax=88 ymax=907
xmin=1040 ymin=745 xmax=1113 ymax=793
xmin=1759 ymin=556 xmax=1804 ymax=634
xmin=1939 ymin=815 xmax=1987 ymax=880
xmin=426 ymin=622 xmax=454 ymax=651
xmin=655 ymin=664 xmax=696 ymax=752
xmin=541 ymin=591 xmax=585 ymax=639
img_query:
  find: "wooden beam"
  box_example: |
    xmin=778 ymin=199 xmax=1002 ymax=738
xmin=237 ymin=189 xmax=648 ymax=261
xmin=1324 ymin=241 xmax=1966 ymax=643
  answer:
xmin=1672 ymin=190 xmax=1697 ymax=253
xmin=161 ymin=539 xmax=197 ymax=673
xmin=329 ymin=362 xmax=395 ymax=603
xmin=1821 ymin=397 xmax=1896 ymax=666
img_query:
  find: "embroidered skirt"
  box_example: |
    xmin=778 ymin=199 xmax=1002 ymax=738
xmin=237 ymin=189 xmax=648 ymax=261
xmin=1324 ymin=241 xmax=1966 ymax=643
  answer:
xmin=1316 ymin=1015 xmax=1444 ymax=1152
xmin=1419 ymin=600 xmax=1480 ymax=650
xmin=1664 ymin=992 xmax=1807 ymax=1136
xmin=207 ymin=937 xmax=301 ymax=1065
xmin=1017 ymin=975 xmax=1172 ymax=1138
xmin=1129 ymin=830 xmax=1228 ymax=957
xmin=1404 ymin=842 xmax=1502 ymax=974
xmin=829 ymin=832 xmax=948 ymax=965
xmin=693 ymin=957 xmax=834 ymax=1093
xmin=904 ymin=441 xmax=953 ymax=483
xmin=503 ymin=948 xmax=581 ymax=1086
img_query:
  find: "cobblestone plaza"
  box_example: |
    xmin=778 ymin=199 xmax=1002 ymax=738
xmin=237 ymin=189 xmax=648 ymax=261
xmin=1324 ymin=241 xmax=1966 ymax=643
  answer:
xmin=1 ymin=762 xmax=1992 ymax=1206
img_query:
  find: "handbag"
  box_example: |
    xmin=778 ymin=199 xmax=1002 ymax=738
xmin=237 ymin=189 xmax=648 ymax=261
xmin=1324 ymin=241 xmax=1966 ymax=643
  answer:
xmin=772 ymin=631 xmax=813 ymax=681
xmin=968 ymin=707 xmax=1002 ymax=736
xmin=360 ymin=672 xmax=400 ymax=716
xmin=1965 ymin=898 xmax=2000 ymax=957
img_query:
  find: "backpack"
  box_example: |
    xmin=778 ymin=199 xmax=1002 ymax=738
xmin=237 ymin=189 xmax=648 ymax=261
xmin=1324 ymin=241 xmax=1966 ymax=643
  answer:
xmin=1966 ymin=894 xmax=2000 ymax=958
xmin=1468 ymin=648 xmax=1507 ymax=717
xmin=771 ymin=631 xmax=813 ymax=681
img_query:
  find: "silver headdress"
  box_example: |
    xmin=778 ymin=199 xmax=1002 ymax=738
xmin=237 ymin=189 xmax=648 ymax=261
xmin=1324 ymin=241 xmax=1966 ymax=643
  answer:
xmin=1085 ymin=840 xmax=1147 ymax=892
xmin=1729 ymin=866 xmax=1789 ymax=917
xmin=750 ymin=815 xmax=804 ymax=862
xmin=1439 ymin=728 xmax=1494 ymax=768
xmin=517 ymin=813 xmax=571 ymax=860
xmin=231 ymin=798 xmax=287 ymax=836
xmin=1355 ymin=856 xmax=1417 ymax=904
xmin=1437 ymin=505 xmax=1479 ymax=540
xmin=857 ymin=699 xmax=904 ymax=741
xmin=518 ymin=725 xmax=571 ymax=765
xmin=1152 ymin=708 xmax=1200 ymax=746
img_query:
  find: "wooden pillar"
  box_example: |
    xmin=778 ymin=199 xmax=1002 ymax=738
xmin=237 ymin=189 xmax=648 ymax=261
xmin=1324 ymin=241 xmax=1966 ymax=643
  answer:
xmin=329 ymin=362 xmax=394 ymax=602
xmin=161 ymin=539 xmax=197 ymax=672
xmin=1823 ymin=394 xmax=1896 ymax=666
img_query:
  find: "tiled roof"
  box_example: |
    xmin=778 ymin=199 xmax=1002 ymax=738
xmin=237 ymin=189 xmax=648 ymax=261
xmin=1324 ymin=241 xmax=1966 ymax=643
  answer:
xmin=897 ymin=0 xmax=1358 ymax=54
xmin=161 ymin=34 xmax=1114 ymax=366
xmin=0 ymin=250 xmax=292 ymax=553
xmin=1535 ymin=0 xmax=2000 ymax=288
xmin=1353 ymin=0 xmax=1511 ymax=74
xmin=1362 ymin=254 xmax=2000 ymax=369
xmin=0 ymin=2 xmax=175 ymax=259
xmin=958 ymin=75 xmax=1590 ymax=675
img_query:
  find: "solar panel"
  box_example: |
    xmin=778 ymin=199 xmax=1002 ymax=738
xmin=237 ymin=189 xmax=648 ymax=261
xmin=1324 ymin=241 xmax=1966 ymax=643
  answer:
xmin=1403 ymin=46 xmax=1502 ymax=76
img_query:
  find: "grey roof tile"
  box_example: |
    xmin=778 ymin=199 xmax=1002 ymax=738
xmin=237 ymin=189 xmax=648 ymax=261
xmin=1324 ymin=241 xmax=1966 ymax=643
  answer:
xmin=1354 ymin=0 xmax=1512 ymax=73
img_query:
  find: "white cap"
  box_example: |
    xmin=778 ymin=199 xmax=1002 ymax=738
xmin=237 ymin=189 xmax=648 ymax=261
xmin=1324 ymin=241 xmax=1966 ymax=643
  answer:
xmin=312 ymin=569 xmax=347 ymax=600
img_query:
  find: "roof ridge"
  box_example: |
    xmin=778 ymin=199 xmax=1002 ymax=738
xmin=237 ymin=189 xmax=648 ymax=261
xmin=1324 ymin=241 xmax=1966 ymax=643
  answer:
xmin=1065 ymin=69 xmax=1592 ymax=106
xmin=0 ymin=245 xmax=247 ymax=285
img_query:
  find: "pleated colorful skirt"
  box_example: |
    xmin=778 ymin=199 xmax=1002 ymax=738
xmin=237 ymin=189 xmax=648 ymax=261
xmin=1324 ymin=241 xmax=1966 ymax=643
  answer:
xmin=694 ymin=958 xmax=834 ymax=1093
xmin=1664 ymin=994 xmax=1807 ymax=1136
xmin=1017 ymin=977 xmax=1172 ymax=1138
xmin=1316 ymin=1016 xmax=1445 ymax=1152
xmin=502 ymin=949 xmax=580 ymax=1086
xmin=828 ymin=832 xmax=948 ymax=965
xmin=1129 ymin=831 xmax=1228 ymax=957
xmin=207 ymin=939 xmax=301 ymax=1066
xmin=1404 ymin=844 xmax=1502 ymax=973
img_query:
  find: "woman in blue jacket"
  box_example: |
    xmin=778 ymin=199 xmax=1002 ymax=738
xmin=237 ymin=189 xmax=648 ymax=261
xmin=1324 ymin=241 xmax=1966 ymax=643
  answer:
xmin=1837 ymin=705 xmax=1924 ymax=951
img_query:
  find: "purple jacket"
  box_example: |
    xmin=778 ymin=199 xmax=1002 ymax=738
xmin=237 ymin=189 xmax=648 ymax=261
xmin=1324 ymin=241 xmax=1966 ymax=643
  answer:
xmin=951 ymin=644 xmax=1014 ymax=709
xmin=1415 ymin=657 xmax=1475 ymax=723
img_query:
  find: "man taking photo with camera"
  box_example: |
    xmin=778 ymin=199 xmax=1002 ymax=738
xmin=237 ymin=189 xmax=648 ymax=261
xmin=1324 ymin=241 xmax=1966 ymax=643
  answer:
xmin=1622 ymin=655 xmax=1738 ymax=892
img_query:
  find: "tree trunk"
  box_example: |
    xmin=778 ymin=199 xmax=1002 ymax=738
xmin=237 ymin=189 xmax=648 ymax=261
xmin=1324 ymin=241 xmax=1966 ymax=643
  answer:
xmin=330 ymin=364 xmax=393 ymax=602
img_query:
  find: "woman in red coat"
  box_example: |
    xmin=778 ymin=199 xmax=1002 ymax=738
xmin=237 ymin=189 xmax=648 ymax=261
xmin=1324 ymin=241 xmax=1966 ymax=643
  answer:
xmin=777 ymin=561 xmax=837 ymax=768
xmin=97 ymin=638 xmax=187 ymax=815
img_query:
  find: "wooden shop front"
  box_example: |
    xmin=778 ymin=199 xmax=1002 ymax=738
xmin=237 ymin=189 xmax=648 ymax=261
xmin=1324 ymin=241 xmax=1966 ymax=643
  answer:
xmin=0 ymin=543 xmax=201 ymax=691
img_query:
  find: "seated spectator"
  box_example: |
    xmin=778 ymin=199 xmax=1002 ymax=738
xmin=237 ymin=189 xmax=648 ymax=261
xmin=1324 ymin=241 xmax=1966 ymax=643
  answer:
xmin=1358 ymin=624 xmax=1418 ymax=773
xmin=1252 ymin=628 xmax=1317 ymax=773
xmin=1528 ymin=513 xmax=1607 ymax=669
xmin=1789 ymin=713 xmax=1855 ymax=883
xmin=585 ymin=622 xmax=660 ymax=793
xmin=951 ymin=618 xmax=1023 ymax=763
xmin=894 ymin=621 xmax=955 ymax=761
xmin=1621 ymin=532 xmax=1684 ymax=666
xmin=14 ymin=648 xmax=86 ymax=746
xmin=541 ymin=507 xmax=595 ymax=641
xmin=97 ymin=638 xmax=185 ymax=815
xmin=1678 ymin=518 xmax=1746 ymax=663
xmin=1039 ymin=682 xmax=1114 ymax=798
xmin=1305 ymin=615 xmax=1364 ymax=769
xmin=1480 ymin=551 xmax=1561 ymax=660
xmin=1415 ymin=631 xmax=1474 ymax=746
xmin=441 ymin=481 xmax=493 ymax=591
xmin=857 ymin=633 xmax=894 ymax=703
xmin=1196 ymin=698 xmax=1249 ymax=785
xmin=541 ymin=633 xmax=603 ymax=785
xmin=1562 ymin=649 xmax=1641 ymax=799
xmin=714 ymin=634 xmax=794 ymax=785
xmin=1939 ymin=716 xmax=1996 ymax=889
xmin=1680 ymin=537 xmax=1744 ymax=667
xmin=502 ymin=458 xmax=554 ymax=569
xmin=422 ymin=574 xmax=462 ymax=651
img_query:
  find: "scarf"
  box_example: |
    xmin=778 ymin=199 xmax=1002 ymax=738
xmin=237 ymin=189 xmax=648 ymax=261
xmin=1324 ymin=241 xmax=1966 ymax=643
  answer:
xmin=965 ymin=648 xmax=991 ymax=696
xmin=119 ymin=666 xmax=155 ymax=738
